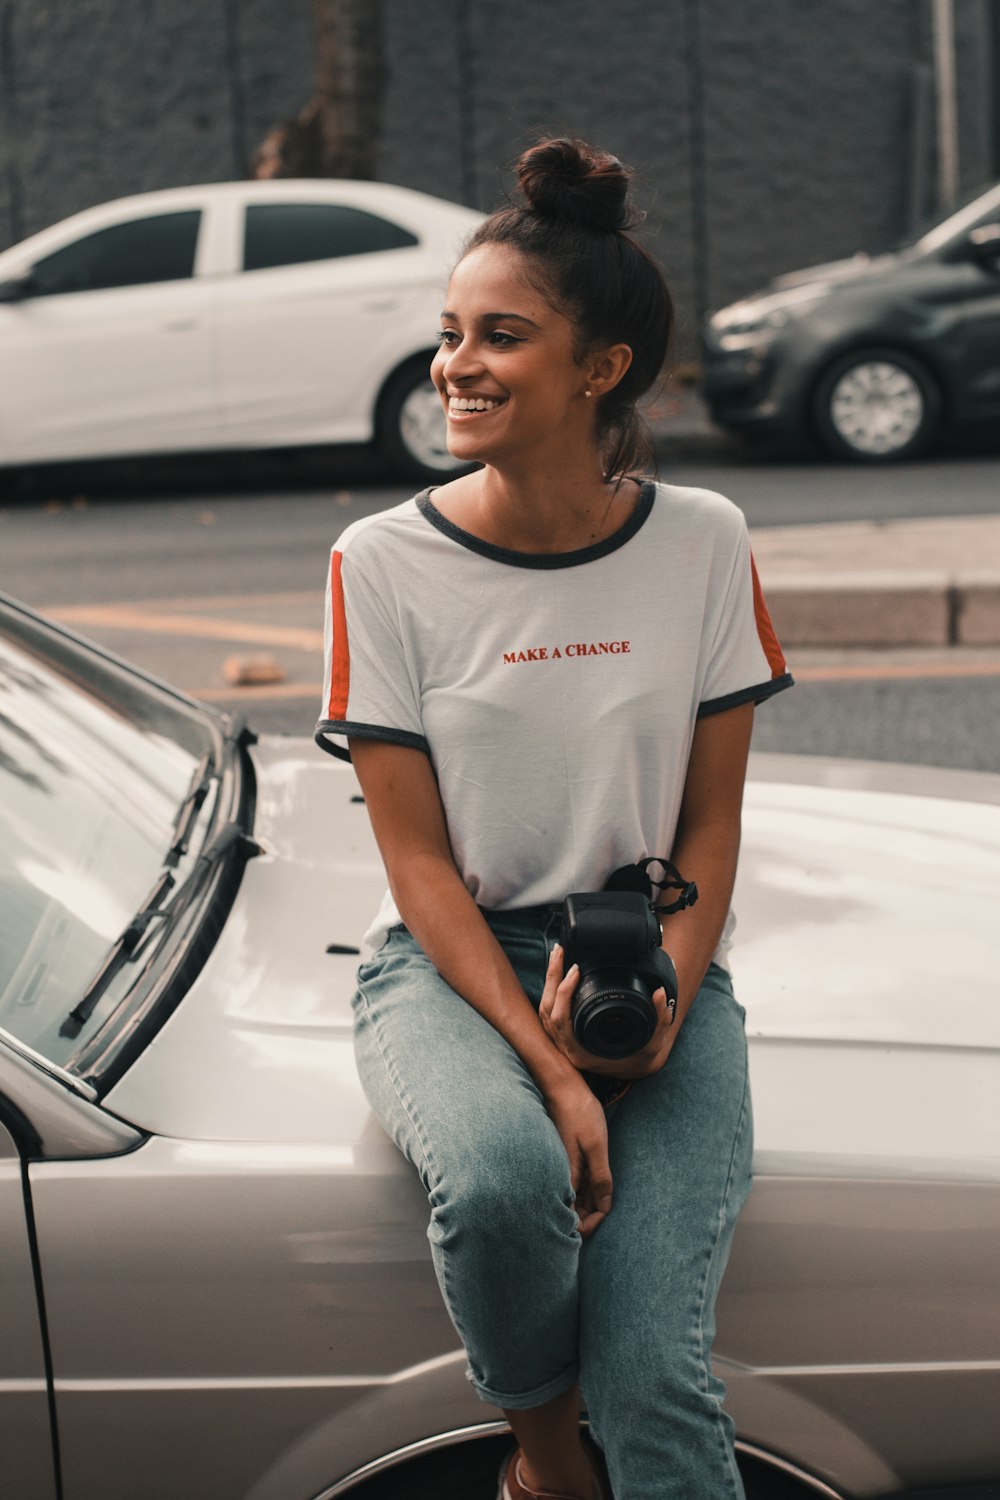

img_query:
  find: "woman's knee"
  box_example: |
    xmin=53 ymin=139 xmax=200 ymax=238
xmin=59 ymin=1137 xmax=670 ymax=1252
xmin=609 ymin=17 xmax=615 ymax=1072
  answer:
xmin=429 ymin=1116 xmax=575 ymax=1245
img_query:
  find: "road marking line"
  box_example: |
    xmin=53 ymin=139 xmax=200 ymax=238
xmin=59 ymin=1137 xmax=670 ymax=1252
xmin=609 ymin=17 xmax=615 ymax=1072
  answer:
xmin=49 ymin=604 xmax=323 ymax=652
xmin=195 ymin=681 xmax=324 ymax=701
xmin=50 ymin=591 xmax=323 ymax=613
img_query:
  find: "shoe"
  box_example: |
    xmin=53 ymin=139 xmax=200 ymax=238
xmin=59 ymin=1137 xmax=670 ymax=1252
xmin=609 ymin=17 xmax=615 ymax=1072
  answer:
xmin=496 ymin=1444 xmax=609 ymax=1500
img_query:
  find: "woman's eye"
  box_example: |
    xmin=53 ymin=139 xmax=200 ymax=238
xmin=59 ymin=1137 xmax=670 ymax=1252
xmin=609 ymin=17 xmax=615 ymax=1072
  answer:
xmin=488 ymin=331 xmax=521 ymax=347
xmin=437 ymin=330 xmax=460 ymax=347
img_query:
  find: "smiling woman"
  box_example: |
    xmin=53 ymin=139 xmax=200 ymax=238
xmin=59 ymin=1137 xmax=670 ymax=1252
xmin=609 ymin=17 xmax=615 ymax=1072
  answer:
xmin=316 ymin=136 xmax=792 ymax=1500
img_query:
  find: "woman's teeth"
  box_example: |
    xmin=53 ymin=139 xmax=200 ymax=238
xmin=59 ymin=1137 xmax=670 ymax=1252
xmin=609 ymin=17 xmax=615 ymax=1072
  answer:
xmin=450 ymin=397 xmax=503 ymax=412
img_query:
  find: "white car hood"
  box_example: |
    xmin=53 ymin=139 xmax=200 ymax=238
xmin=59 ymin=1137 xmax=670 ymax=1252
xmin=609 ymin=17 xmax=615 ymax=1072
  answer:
xmin=105 ymin=746 xmax=1000 ymax=1173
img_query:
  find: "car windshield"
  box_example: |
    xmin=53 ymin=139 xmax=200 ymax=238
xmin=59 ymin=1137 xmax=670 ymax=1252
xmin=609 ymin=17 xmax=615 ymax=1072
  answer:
xmin=0 ymin=601 xmax=222 ymax=1070
xmin=903 ymin=182 xmax=1000 ymax=256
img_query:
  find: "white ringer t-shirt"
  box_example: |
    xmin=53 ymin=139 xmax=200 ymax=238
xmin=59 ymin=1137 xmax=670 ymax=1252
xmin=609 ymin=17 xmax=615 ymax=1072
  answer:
xmin=316 ymin=481 xmax=793 ymax=959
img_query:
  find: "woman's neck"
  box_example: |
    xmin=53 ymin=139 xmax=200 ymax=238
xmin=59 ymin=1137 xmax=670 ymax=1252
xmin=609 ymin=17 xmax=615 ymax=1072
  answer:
xmin=435 ymin=457 xmax=640 ymax=555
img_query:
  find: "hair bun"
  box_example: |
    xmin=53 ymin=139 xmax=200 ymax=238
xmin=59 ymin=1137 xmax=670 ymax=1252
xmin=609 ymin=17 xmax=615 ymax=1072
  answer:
xmin=516 ymin=137 xmax=638 ymax=232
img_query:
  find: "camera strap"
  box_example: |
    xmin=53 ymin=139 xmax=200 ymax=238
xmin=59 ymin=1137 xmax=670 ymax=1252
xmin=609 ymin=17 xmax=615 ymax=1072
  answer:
xmin=604 ymin=857 xmax=699 ymax=915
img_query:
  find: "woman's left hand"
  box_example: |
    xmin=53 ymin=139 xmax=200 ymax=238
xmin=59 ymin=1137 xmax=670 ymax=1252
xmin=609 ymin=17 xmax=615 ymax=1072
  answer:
xmin=538 ymin=942 xmax=678 ymax=1080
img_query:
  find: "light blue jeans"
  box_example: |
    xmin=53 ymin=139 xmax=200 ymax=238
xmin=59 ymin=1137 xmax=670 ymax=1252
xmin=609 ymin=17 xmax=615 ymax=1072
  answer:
xmin=353 ymin=907 xmax=752 ymax=1500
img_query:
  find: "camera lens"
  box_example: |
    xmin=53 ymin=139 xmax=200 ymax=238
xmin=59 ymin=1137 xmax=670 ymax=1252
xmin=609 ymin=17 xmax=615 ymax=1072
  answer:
xmin=571 ymin=968 xmax=658 ymax=1059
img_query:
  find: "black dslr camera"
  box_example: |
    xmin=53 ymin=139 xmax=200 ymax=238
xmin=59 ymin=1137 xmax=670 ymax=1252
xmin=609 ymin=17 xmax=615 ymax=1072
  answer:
xmin=560 ymin=859 xmax=697 ymax=1061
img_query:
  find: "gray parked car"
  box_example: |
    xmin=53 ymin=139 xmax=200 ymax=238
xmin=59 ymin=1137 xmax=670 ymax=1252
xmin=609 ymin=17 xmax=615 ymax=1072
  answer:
xmin=702 ymin=182 xmax=1000 ymax=461
xmin=2 ymin=591 xmax=999 ymax=1500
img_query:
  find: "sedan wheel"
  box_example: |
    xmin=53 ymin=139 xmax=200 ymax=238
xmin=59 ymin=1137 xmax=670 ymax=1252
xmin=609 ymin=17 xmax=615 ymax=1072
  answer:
xmin=813 ymin=350 xmax=940 ymax=461
xmin=377 ymin=361 xmax=473 ymax=484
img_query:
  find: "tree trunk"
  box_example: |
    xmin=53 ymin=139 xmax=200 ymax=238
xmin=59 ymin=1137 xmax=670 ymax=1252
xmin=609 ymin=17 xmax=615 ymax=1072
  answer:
xmin=312 ymin=0 xmax=385 ymax=179
xmin=248 ymin=0 xmax=384 ymax=180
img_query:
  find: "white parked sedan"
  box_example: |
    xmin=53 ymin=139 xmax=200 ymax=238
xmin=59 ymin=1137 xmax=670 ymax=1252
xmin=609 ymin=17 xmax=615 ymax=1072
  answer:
xmin=1 ymin=592 xmax=999 ymax=1500
xmin=0 ymin=180 xmax=483 ymax=480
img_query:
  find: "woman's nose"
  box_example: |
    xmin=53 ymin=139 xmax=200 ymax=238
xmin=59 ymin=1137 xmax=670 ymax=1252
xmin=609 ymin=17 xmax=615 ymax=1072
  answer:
xmin=443 ymin=339 xmax=482 ymax=383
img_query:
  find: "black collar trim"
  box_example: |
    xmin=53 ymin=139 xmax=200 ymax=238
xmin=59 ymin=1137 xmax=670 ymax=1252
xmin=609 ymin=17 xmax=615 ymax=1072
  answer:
xmin=415 ymin=481 xmax=656 ymax=570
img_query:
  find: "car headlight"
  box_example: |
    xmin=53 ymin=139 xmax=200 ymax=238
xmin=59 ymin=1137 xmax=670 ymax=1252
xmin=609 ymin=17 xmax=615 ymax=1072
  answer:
xmin=713 ymin=308 xmax=791 ymax=350
xmin=709 ymin=286 xmax=826 ymax=351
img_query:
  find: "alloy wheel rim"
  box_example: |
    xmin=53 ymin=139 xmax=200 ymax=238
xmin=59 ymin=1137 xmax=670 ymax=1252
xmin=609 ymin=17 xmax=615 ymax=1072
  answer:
xmin=828 ymin=361 xmax=925 ymax=456
xmin=399 ymin=380 xmax=458 ymax=471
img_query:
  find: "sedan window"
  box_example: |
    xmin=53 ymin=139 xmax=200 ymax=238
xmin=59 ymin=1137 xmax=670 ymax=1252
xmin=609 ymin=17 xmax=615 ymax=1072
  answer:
xmin=243 ymin=202 xmax=418 ymax=272
xmin=29 ymin=211 xmax=201 ymax=297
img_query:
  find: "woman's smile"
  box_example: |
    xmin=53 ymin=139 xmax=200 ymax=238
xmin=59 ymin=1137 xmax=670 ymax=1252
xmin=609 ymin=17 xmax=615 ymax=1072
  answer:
xmin=447 ymin=393 xmax=509 ymax=420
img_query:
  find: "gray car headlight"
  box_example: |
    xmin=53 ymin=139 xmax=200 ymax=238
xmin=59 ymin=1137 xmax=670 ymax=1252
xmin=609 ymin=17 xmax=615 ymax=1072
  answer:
xmin=714 ymin=308 xmax=791 ymax=351
xmin=710 ymin=286 xmax=827 ymax=351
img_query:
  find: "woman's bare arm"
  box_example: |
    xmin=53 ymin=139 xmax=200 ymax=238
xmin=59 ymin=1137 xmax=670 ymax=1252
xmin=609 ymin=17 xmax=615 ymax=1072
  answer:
xmin=659 ymin=700 xmax=755 ymax=1018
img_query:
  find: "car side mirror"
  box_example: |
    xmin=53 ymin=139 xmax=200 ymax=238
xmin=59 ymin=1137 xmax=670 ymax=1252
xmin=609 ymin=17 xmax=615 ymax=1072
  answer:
xmin=0 ymin=269 xmax=35 ymax=303
xmin=967 ymin=223 xmax=1000 ymax=268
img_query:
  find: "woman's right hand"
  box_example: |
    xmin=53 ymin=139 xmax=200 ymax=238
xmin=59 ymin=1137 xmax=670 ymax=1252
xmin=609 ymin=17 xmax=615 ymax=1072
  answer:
xmin=542 ymin=1070 xmax=613 ymax=1238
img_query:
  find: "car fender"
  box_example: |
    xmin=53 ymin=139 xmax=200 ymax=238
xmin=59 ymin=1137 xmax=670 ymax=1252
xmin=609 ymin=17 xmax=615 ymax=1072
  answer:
xmin=245 ymin=1355 xmax=487 ymax=1499
xmin=241 ymin=1349 xmax=896 ymax=1500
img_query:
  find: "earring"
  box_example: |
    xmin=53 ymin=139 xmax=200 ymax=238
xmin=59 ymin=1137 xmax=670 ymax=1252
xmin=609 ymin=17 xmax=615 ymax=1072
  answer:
xmin=584 ymin=389 xmax=593 ymax=398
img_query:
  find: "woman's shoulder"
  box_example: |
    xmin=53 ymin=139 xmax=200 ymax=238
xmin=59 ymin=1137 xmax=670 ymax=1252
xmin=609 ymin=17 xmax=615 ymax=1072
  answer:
xmin=330 ymin=490 xmax=430 ymax=563
xmin=649 ymin=478 xmax=745 ymax=525
xmin=647 ymin=479 xmax=748 ymax=546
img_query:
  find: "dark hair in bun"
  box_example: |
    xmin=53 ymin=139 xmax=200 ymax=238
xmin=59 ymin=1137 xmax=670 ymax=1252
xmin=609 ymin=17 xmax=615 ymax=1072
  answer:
xmin=462 ymin=136 xmax=672 ymax=481
xmin=517 ymin=138 xmax=637 ymax=233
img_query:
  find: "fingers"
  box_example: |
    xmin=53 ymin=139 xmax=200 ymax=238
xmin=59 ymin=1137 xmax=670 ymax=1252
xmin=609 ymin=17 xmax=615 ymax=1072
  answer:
xmin=575 ymin=1104 xmax=614 ymax=1230
xmin=542 ymin=942 xmax=578 ymax=1006
xmin=577 ymin=1203 xmax=606 ymax=1238
xmin=577 ymin=1124 xmax=613 ymax=1239
xmin=547 ymin=1077 xmax=613 ymax=1238
xmin=539 ymin=943 xmax=581 ymax=1053
xmin=564 ymin=1131 xmax=607 ymax=1239
xmin=653 ymin=985 xmax=676 ymax=1027
xmin=588 ymin=1142 xmax=613 ymax=1217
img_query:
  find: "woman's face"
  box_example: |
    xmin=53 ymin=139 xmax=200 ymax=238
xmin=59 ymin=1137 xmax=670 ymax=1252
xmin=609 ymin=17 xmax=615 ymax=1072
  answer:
xmin=431 ymin=244 xmax=594 ymax=468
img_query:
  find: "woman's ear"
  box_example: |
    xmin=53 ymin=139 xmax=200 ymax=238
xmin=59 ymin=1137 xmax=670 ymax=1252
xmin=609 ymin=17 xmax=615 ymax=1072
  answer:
xmin=586 ymin=343 xmax=633 ymax=398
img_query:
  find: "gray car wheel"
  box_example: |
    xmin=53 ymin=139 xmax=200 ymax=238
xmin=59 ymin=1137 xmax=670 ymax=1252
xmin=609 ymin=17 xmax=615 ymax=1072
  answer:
xmin=377 ymin=360 xmax=473 ymax=484
xmin=813 ymin=349 xmax=941 ymax=462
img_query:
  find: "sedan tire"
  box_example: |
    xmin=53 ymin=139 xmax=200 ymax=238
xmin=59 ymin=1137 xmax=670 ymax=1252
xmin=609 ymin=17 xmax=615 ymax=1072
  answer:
xmin=812 ymin=348 xmax=942 ymax=462
xmin=377 ymin=359 xmax=474 ymax=484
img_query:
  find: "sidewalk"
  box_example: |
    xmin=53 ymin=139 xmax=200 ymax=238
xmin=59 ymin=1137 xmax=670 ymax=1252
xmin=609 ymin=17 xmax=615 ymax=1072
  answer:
xmin=646 ymin=387 xmax=1000 ymax=648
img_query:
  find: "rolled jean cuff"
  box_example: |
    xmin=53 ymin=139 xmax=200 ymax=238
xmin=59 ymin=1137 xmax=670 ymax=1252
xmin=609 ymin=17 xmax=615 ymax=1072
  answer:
xmin=468 ymin=1359 xmax=580 ymax=1411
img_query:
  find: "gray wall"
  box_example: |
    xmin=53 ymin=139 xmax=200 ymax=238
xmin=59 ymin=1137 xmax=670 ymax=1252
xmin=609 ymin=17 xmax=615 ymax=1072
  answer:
xmin=1 ymin=0 xmax=996 ymax=351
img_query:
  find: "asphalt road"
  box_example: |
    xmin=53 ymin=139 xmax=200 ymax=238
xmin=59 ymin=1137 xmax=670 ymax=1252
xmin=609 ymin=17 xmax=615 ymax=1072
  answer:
xmin=2 ymin=457 xmax=999 ymax=775
xmin=2 ymin=418 xmax=1000 ymax=528
xmin=664 ymin=448 xmax=1000 ymax=528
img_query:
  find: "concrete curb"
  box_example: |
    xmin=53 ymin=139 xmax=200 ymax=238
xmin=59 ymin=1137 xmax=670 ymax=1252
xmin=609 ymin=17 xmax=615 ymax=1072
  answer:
xmin=957 ymin=577 xmax=1000 ymax=646
xmin=750 ymin=516 xmax=1000 ymax=649
xmin=763 ymin=575 xmax=1000 ymax=649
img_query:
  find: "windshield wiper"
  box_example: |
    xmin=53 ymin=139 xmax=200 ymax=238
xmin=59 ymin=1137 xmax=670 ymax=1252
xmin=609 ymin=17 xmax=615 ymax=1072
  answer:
xmin=60 ymin=871 xmax=176 ymax=1039
xmin=59 ymin=723 xmax=261 ymax=1047
xmin=59 ymin=819 xmax=262 ymax=1041
xmin=166 ymin=750 xmax=216 ymax=866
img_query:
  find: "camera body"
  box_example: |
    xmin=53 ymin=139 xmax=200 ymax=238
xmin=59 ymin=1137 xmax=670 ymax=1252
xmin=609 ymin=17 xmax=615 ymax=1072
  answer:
xmin=560 ymin=890 xmax=678 ymax=1060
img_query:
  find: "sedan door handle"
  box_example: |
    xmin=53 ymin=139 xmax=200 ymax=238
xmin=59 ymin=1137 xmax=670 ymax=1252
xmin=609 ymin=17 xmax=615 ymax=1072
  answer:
xmin=162 ymin=318 xmax=200 ymax=333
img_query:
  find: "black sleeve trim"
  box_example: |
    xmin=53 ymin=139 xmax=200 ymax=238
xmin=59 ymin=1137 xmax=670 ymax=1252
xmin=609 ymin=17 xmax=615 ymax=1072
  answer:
xmin=314 ymin=719 xmax=431 ymax=762
xmin=697 ymin=672 xmax=795 ymax=719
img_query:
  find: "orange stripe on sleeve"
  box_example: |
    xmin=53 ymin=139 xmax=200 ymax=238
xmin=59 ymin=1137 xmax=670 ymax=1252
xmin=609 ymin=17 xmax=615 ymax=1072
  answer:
xmin=750 ymin=553 xmax=787 ymax=679
xmin=327 ymin=550 xmax=351 ymax=719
